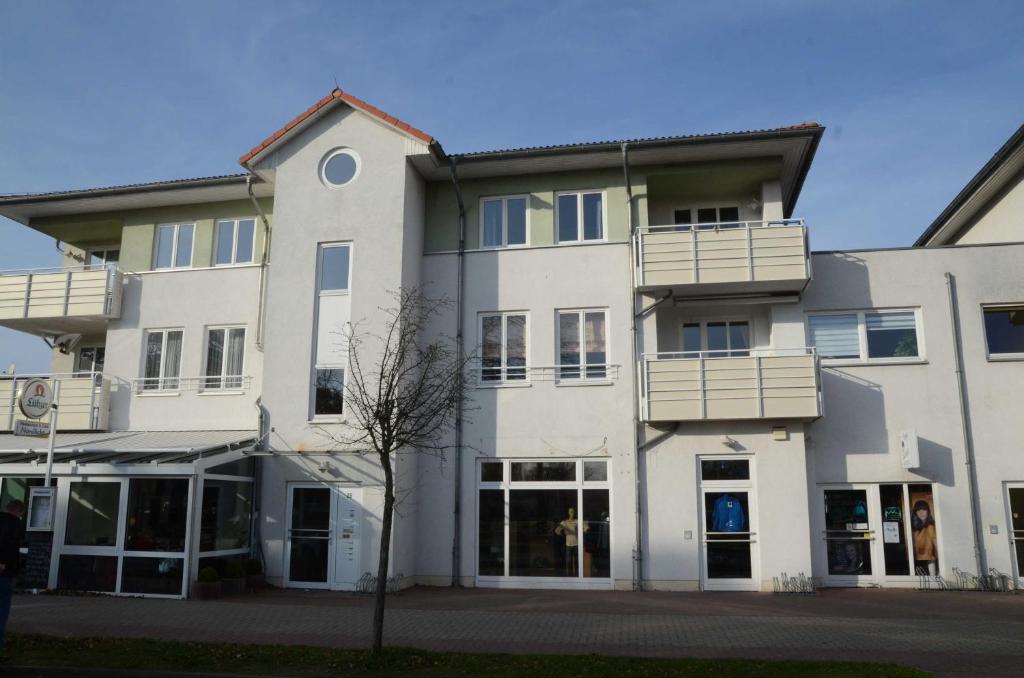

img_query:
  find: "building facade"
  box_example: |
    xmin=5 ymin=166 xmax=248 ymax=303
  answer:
xmin=0 ymin=90 xmax=1021 ymax=596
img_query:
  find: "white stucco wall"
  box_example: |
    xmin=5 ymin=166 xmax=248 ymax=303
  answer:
xmin=952 ymin=170 xmax=1024 ymax=245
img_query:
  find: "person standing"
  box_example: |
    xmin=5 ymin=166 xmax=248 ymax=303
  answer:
xmin=0 ymin=499 xmax=26 ymax=660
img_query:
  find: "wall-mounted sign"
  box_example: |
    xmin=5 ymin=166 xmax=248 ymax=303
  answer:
xmin=18 ymin=379 xmax=52 ymax=419
xmin=882 ymin=521 xmax=901 ymax=544
xmin=27 ymin=486 xmax=55 ymax=532
xmin=14 ymin=419 xmax=49 ymax=437
xmin=900 ymin=429 xmax=920 ymax=469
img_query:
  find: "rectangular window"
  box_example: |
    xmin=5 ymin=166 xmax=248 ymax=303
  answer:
xmin=983 ymin=305 xmax=1024 ymax=357
xmin=558 ymin=309 xmax=608 ymax=380
xmin=142 ymin=329 xmax=183 ymax=391
xmin=204 ymin=327 xmax=246 ymax=390
xmin=75 ymin=346 xmax=105 ymax=376
xmin=154 ymin=223 xmax=194 ymax=269
xmin=87 ymin=248 xmax=119 ymax=268
xmin=480 ymin=313 xmax=527 ymax=382
xmin=481 ymin=196 xmax=528 ymax=248
xmin=65 ymin=481 xmax=121 ymax=547
xmin=679 ymin=320 xmax=749 ymax=357
xmin=318 ymin=243 xmax=351 ymax=292
xmin=556 ymin=191 xmax=604 ymax=243
xmin=124 ymin=479 xmax=188 ymax=553
xmin=199 ymin=479 xmax=253 ymax=552
xmin=313 ymin=367 xmax=345 ymax=416
xmin=692 ymin=205 xmax=741 ymax=229
xmin=214 ymin=218 xmax=256 ymax=266
xmin=808 ymin=310 xmax=922 ymax=362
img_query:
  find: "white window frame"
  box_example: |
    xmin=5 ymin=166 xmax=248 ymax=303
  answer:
xmin=140 ymin=328 xmax=184 ymax=392
xmin=319 ymin=148 xmax=361 ymax=189
xmin=202 ymin=325 xmax=247 ymax=392
xmin=981 ymin=303 xmax=1024 ymax=361
xmin=806 ymin=309 xmax=925 ymax=364
xmin=673 ymin=204 xmax=742 ymax=228
xmin=153 ymin=223 xmax=195 ymax=270
xmin=479 ymin=195 xmax=530 ymax=249
xmin=477 ymin=312 xmax=530 ymax=386
xmin=85 ymin=245 xmax=120 ymax=268
xmin=555 ymin=190 xmax=607 ymax=244
xmin=310 ymin=364 xmax=346 ymax=420
xmin=213 ymin=217 xmax=257 ymax=267
xmin=679 ymin=318 xmax=752 ymax=356
xmin=316 ymin=242 xmax=352 ymax=296
xmin=556 ymin=308 xmax=610 ymax=382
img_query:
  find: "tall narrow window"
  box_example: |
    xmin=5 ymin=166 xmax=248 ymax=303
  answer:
xmin=558 ymin=309 xmax=608 ymax=380
xmin=142 ymin=329 xmax=183 ymax=390
xmin=154 ymin=223 xmax=194 ymax=269
xmin=214 ymin=218 xmax=256 ymax=266
xmin=204 ymin=327 xmax=246 ymax=390
xmin=481 ymin=196 xmax=528 ymax=248
xmin=556 ymin=191 xmax=604 ymax=243
xmin=311 ymin=243 xmax=352 ymax=418
xmin=480 ymin=313 xmax=528 ymax=382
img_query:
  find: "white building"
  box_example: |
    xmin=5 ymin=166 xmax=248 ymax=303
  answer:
xmin=0 ymin=91 xmax=1020 ymax=596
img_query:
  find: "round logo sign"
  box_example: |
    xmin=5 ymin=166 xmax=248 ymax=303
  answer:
xmin=18 ymin=379 xmax=52 ymax=420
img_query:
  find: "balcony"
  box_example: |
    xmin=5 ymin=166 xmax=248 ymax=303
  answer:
xmin=0 ymin=264 xmax=124 ymax=336
xmin=641 ymin=349 xmax=821 ymax=422
xmin=1 ymin=372 xmax=111 ymax=432
xmin=634 ymin=219 xmax=810 ymax=296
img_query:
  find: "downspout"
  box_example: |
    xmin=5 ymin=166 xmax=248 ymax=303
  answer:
xmin=622 ymin=142 xmax=645 ymax=591
xmin=247 ymin=174 xmax=272 ymax=350
xmin=448 ymin=157 xmax=467 ymax=587
xmin=944 ymin=272 xmax=987 ymax=575
xmin=251 ymin=397 xmax=266 ymax=569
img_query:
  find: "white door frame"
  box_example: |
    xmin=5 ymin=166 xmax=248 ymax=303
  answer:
xmin=820 ymin=484 xmax=878 ymax=587
xmin=283 ymin=482 xmax=364 ymax=590
xmin=698 ymin=457 xmax=759 ymax=591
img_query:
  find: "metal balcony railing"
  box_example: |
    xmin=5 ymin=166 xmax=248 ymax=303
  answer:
xmin=0 ymin=264 xmax=123 ymax=323
xmin=130 ymin=375 xmax=254 ymax=394
xmin=641 ymin=348 xmax=821 ymax=421
xmin=633 ymin=219 xmax=810 ymax=290
xmin=1 ymin=372 xmax=110 ymax=432
xmin=472 ymin=364 xmax=620 ymax=385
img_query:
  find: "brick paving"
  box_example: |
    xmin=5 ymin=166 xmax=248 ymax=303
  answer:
xmin=8 ymin=587 xmax=1024 ymax=677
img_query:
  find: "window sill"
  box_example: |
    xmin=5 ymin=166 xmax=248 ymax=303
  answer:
xmin=555 ymin=379 xmax=615 ymax=387
xmin=475 ymin=381 xmax=532 ymax=389
xmin=308 ymin=417 xmax=346 ymax=425
xmin=986 ymin=353 xmax=1024 ymax=362
xmin=821 ymin=358 xmax=928 ymax=367
xmin=135 ymin=391 xmax=181 ymax=397
xmin=197 ymin=390 xmax=247 ymax=396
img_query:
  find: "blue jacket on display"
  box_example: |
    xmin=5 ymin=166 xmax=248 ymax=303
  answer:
xmin=711 ymin=494 xmax=746 ymax=532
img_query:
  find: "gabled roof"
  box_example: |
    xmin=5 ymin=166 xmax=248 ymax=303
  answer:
xmin=239 ymin=88 xmax=434 ymax=166
xmin=915 ymin=121 xmax=1024 ymax=246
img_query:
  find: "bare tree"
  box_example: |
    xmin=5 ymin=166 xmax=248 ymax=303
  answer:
xmin=317 ymin=287 xmax=473 ymax=655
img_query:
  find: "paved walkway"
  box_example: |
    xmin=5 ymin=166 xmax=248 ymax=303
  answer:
xmin=8 ymin=587 xmax=1024 ymax=677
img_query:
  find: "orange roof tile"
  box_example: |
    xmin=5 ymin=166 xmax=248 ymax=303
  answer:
xmin=239 ymin=88 xmax=433 ymax=165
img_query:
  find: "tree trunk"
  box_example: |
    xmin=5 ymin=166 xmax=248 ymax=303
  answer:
xmin=371 ymin=454 xmax=395 ymax=656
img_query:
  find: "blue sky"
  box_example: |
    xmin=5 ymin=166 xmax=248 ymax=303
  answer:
xmin=2 ymin=0 xmax=1023 ymax=372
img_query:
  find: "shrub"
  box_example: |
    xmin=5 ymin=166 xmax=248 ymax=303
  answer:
xmin=224 ymin=561 xmax=246 ymax=579
xmin=197 ymin=567 xmax=220 ymax=583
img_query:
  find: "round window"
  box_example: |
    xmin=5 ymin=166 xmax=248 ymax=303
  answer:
xmin=321 ymin=149 xmax=360 ymax=188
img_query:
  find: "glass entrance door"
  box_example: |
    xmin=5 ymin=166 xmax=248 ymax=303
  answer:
xmin=286 ymin=486 xmax=332 ymax=588
xmin=823 ymin=487 xmax=874 ymax=584
xmin=285 ymin=484 xmax=364 ymax=590
xmin=1008 ymin=485 xmax=1024 ymax=584
xmin=699 ymin=458 xmax=757 ymax=591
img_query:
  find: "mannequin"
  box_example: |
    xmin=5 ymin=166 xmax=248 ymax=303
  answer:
xmin=555 ymin=508 xmax=586 ymax=576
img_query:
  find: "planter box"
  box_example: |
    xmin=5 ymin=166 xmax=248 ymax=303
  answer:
xmin=192 ymin=581 xmax=221 ymax=600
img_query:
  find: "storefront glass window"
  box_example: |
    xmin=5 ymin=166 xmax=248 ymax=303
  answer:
xmin=583 ymin=461 xmax=607 ymax=482
xmin=879 ymin=484 xmax=910 ymax=576
xmin=582 ymin=489 xmax=610 ymax=577
xmin=703 ymin=491 xmax=752 ymax=579
xmin=65 ymin=482 xmax=121 ymax=547
xmin=58 ymin=554 xmax=117 ymax=592
xmin=125 ymin=479 xmax=189 ymax=552
xmin=909 ymin=484 xmax=938 ymax=576
xmin=509 ymin=489 xmax=578 ymax=577
xmin=511 ymin=462 xmax=575 ymax=482
xmin=478 ymin=490 xmax=504 ymax=576
xmin=700 ymin=459 xmax=750 ymax=481
xmin=480 ymin=462 xmax=503 ymax=482
xmin=200 ymin=480 xmax=253 ymax=552
xmin=121 ymin=557 xmax=184 ymax=595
